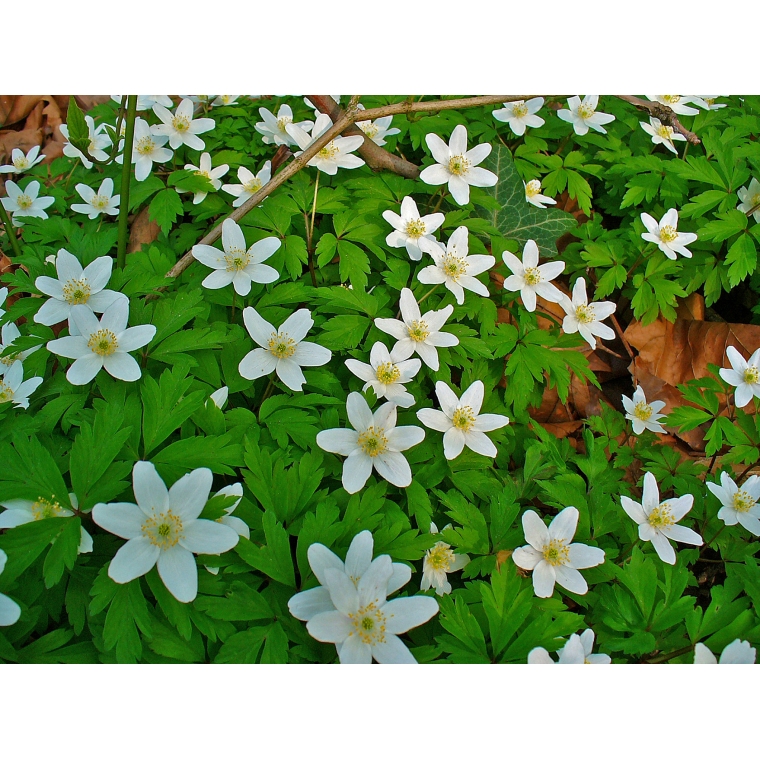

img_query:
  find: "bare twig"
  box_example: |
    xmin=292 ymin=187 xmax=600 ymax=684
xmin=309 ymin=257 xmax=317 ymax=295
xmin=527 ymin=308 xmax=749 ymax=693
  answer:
xmin=614 ymin=95 xmax=700 ymax=145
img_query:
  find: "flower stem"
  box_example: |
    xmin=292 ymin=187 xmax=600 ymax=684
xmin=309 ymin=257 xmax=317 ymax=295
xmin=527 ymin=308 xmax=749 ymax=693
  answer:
xmin=0 ymin=201 xmax=22 ymax=258
xmin=306 ymin=173 xmax=320 ymax=287
xmin=416 ymin=283 xmax=440 ymax=306
xmin=231 ymin=290 xmax=236 ymax=320
xmin=256 ymin=377 xmax=276 ymax=417
xmin=116 ymin=95 xmax=138 ymax=270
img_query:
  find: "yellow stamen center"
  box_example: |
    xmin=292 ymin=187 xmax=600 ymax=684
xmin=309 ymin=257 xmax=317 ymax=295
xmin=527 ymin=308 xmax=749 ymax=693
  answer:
xmin=172 ymin=114 xmax=190 ymax=132
xmin=633 ymin=401 xmax=653 ymax=421
xmin=30 ymin=496 xmax=66 ymax=520
xmin=135 ymin=136 xmax=155 ymax=155
xmin=441 ymin=253 xmax=468 ymax=280
xmin=744 ymin=366 xmax=760 ymax=384
xmin=267 ymin=332 xmax=296 ymax=359
xmin=452 ymin=405 xmax=476 ymax=432
xmin=318 ymin=142 xmax=340 ymax=160
xmin=91 ymin=194 xmax=110 ymax=210
xmin=750 ymin=193 xmax=760 ymax=208
xmin=732 ymin=490 xmax=756 ymax=513
xmin=16 ymin=194 xmax=33 ymax=210
xmin=426 ymin=542 xmax=455 ymax=572
xmin=277 ymin=115 xmax=292 ymax=132
xmin=348 ymin=602 xmax=387 ymax=646
xmin=662 ymin=95 xmax=681 ymax=105
xmin=360 ymin=122 xmax=379 ymax=139
xmin=376 ymin=362 xmax=400 ymax=384
xmin=512 ymin=102 xmax=529 ymax=118
xmin=0 ymin=353 xmax=17 ymax=367
xmin=63 ymin=278 xmax=92 ymax=305
xmin=223 ymin=247 xmax=252 ymax=272
xmin=659 ymin=225 xmax=678 ymax=243
xmin=407 ymin=319 xmax=430 ymax=342
xmin=578 ymin=103 xmax=596 ymax=119
xmin=526 ymin=179 xmax=542 ymax=198
xmin=542 ymin=538 xmax=570 ymax=566
xmin=244 ymin=178 xmax=262 ymax=194
xmin=0 ymin=380 xmax=12 ymax=403
xmin=14 ymin=157 xmax=30 ymax=170
xmin=524 ymin=266 xmax=541 ymax=286
xmin=87 ymin=328 xmax=118 ymax=357
xmin=142 ymin=510 xmax=184 ymax=549
xmin=405 ymin=218 xmax=426 ymax=238
xmin=357 ymin=425 xmax=388 ymax=457
xmin=648 ymin=503 xmax=675 ymax=529
xmin=656 ymin=124 xmax=675 ymax=140
xmin=448 ymin=154 xmax=471 ymax=176
xmin=575 ymin=303 xmax=596 ymax=324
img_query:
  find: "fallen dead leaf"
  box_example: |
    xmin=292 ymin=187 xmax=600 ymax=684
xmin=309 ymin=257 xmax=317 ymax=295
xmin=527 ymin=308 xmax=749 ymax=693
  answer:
xmin=128 ymin=207 xmax=161 ymax=253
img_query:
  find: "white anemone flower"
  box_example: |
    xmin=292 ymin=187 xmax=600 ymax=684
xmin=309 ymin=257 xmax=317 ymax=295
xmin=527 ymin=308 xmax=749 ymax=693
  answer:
xmin=221 ymin=161 xmax=271 ymax=208
xmin=305 ymin=554 xmax=439 ymax=664
xmin=0 ymin=287 xmax=7 ymax=319
xmin=255 ymin=104 xmax=313 ymax=147
xmin=694 ymin=639 xmax=756 ymax=664
xmin=417 ymin=380 xmax=509 ymax=460
xmin=640 ymin=117 xmax=687 ymax=155
xmin=524 ymin=179 xmax=556 ymax=208
xmin=211 ymin=95 xmax=239 ymax=107
xmin=528 ymin=629 xmax=611 ymax=664
xmin=374 ymin=287 xmax=459 ymax=371
xmin=286 ymin=114 xmax=365 ymax=175
xmin=316 ymin=392 xmax=425 ymax=493
xmin=34 ymin=248 xmax=124 ymax=327
xmin=0 ymin=360 xmax=42 ymax=409
xmin=737 ymin=178 xmax=760 ymax=223
xmin=304 ymin=96 xmax=341 ymax=114
xmin=0 ymin=550 xmax=21 ymax=626
xmin=111 ymin=95 xmax=173 ymax=112
xmin=345 ymin=341 xmax=421 ymax=408
xmin=0 ymin=492 xmax=92 ymax=554
xmin=192 ymin=218 xmax=280 ymax=296
xmin=60 ymin=116 xmax=111 ymax=168
xmin=646 ymin=95 xmax=700 ymax=116
xmin=719 ymin=345 xmax=760 ymax=409
xmin=622 ymin=386 xmax=666 ymax=435
xmin=92 ymin=462 xmax=240 ymax=603
xmin=46 ymin=299 xmax=156 ymax=386
xmin=418 ymin=225 xmax=495 ymax=305
xmin=640 ymin=208 xmax=697 ymax=260
xmin=2 ymin=180 xmax=54 ymax=226
xmin=692 ymin=96 xmax=727 ymax=111
xmin=560 ymin=277 xmax=616 ymax=350
xmin=179 ymin=152 xmax=229 ymax=204
xmin=381 ymin=196 xmax=445 ymax=261
xmin=0 ymin=146 xmax=45 ymax=174
xmin=419 ymin=124 xmax=498 ymax=206
xmin=209 ymin=386 xmax=229 ymax=409
xmin=557 ymin=96 xmax=615 ymax=135
xmin=117 ymin=117 xmax=173 ymax=182
xmin=0 ymin=322 xmax=39 ymax=375
xmin=205 ymin=483 xmax=249 ymax=575
xmin=288 ymin=530 xmax=412 ymax=622
xmin=502 ymin=239 xmax=565 ymax=311
xmin=421 ymin=522 xmax=469 ymax=596
xmin=706 ymin=471 xmax=760 ymax=536
xmin=151 ymin=98 xmax=215 ymax=151
xmin=356 ymin=105 xmax=400 ymax=146
xmin=71 ymin=177 xmax=120 ymax=219
xmin=621 ymin=472 xmax=703 ymax=564
xmin=492 ymin=98 xmax=545 ymax=136
xmin=513 ymin=507 xmax=605 ymax=598
xmin=239 ymin=307 xmax=331 ymax=392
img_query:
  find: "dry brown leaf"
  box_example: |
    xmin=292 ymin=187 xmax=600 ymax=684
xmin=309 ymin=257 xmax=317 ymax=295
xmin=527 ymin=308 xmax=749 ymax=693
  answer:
xmin=128 ymin=207 xmax=160 ymax=253
xmin=495 ymin=550 xmax=514 ymax=569
xmin=0 ymin=127 xmax=44 ymax=158
xmin=0 ymin=96 xmax=45 ymax=127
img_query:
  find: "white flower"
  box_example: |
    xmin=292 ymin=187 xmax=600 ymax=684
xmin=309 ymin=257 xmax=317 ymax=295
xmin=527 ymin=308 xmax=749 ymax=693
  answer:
xmin=0 ymin=492 xmax=92 ymax=553
xmin=178 ymin=152 xmax=228 ymax=205
xmin=304 ymin=96 xmax=341 ymax=113
xmin=560 ymin=277 xmax=616 ymax=350
xmin=2 ymin=180 xmax=54 ymax=226
xmin=418 ymin=226 xmax=494 ymax=305
xmin=204 ymin=483 xmax=249 ymax=575
xmin=502 ymin=239 xmax=565 ymax=311
xmin=92 ymin=462 xmax=240 ymax=603
xmin=286 ymin=114 xmax=365 ymax=176
xmin=692 ymin=96 xmax=727 ymax=111
xmin=151 ymin=98 xmax=215 ymax=151
xmin=719 ymin=345 xmax=760 ymax=409
xmin=622 ymin=386 xmax=666 ymax=435
xmin=317 ymin=392 xmax=424 ymax=493
xmin=524 ymin=179 xmax=556 ymax=208
xmin=381 ymin=196 xmax=444 ymax=262
xmin=209 ymin=386 xmax=229 ymax=409
xmin=492 ymin=98 xmax=545 ymax=136
xmin=737 ymin=177 xmax=760 ymax=223
xmin=0 ymin=146 xmax=44 ymax=174
xmin=345 ymin=341 xmax=421 ymax=408
xmin=0 ymin=360 xmax=42 ymax=409
xmin=46 ymin=299 xmax=156 ymax=386
xmin=117 ymin=117 xmax=173 ymax=182
xmin=305 ymin=554 xmax=439 ymax=664
xmin=557 ymin=96 xmax=615 ymax=136
xmin=192 ymin=218 xmax=280 ymax=296
xmin=111 ymin=95 xmax=173 ymax=112
xmin=0 ymin=287 xmax=7 ymax=320
xmin=419 ymin=124 xmax=498 ymax=206
xmin=221 ymin=161 xmax=271 ymax=208
xmin=34 ymin=248 xmax=124 ymax=327
xmin=646 ymin=95 xmax=700 ymax=116
xmin=640 ymin=117 xmax=687 ymax=155
xmin=255 ymin=104 xmax=313 ymax=147
xmin=289 ymin=530 xmax=412 ymax=622
xmin=421 ymin=522 xmax=469 ymax=596
xmin=211 ymin=95 xmax=240 ymax=107
xmin=239 ymin=307 xmax=331 ymax=392
xmin=71 ymin=177 xmax=120 ymax=219
xmin=513 ymin=507 xmax=605 ymax=598
xmin=640 ymin=208 xmax=697 ymax=260
xmin=374 ymin=287 xmax=459 ymax=372
xmin=417 ymin=380 xmax=509 ymax=460
xmin=0 ymin=322 xmax=39 ymax=375
xmin=356 ymin=105 xmax=400 ymax=146
xmin=706 ymin=471 xmax=760 ymax=536
xmin=621 ymin=472 xmax=703 ymax=564
xmin=694 ymin=639 xmax=756 ymax=664
xmin=60 ymin=116 xmax=110 ymax=168
xmin=528 ymin=629 xmax=610 ymax=664
xmin=0 ymin=550 xmax=21 ymax=626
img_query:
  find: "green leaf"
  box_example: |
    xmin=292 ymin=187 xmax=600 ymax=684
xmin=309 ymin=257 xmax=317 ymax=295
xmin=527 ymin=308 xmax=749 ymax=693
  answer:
xmin=0 ymin=435 xmax=71 ymax=506
xmin=318 ymin=314 xmax=371 ymax=350
xmin=338 ymin=240 xmax=370 ymax=290
xmin=42 ymin=517 xmax=81 ymax=588
xmin=726 ymin=233 xmax=757 ymax=287
xmin=194 ymin=581 xmax=274 ymax=621
xmin=0 ymin=518 xmax=68 ymax=586
xmin=128 ymin=174 xmax=165 ymax=212
xmin=148 ymin=188 xmax=183 ymax=235
xmin=66 ymin=97 xmax=91 ymax=154
xmin=235 ymin=512 xmax=295 ymax=587
xmin=168 ymin=169 xmax=215 ymax=194
xmin=152 ymin=434 xmax=243 ymax=476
